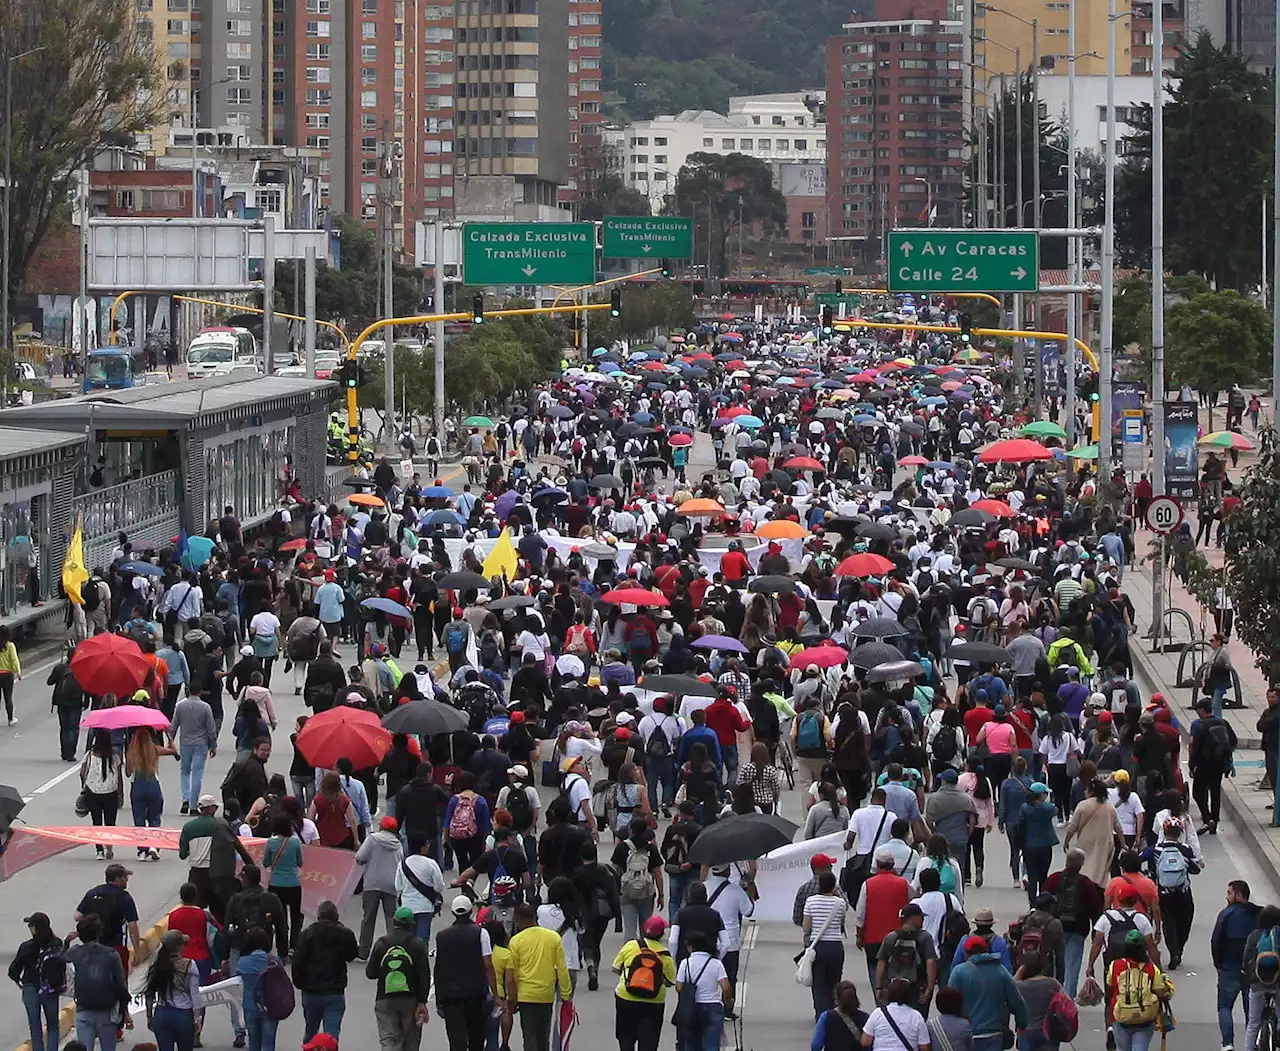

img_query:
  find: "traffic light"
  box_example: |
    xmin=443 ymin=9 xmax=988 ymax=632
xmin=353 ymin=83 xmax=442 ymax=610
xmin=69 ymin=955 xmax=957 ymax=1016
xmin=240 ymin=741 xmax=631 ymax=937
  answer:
xmin=472 ymin=295 xmax=484 ymax=324
xmin=958 ymin=312 xmax=972 ymax=343
xmin=821 ymin=306 xmax=834 ymax=332
xmin=338 ymin=360 xmax=359 ymax=389
xmin=610 ymin=288 xmax=622 ymax=317
xmin=660 ymin=258 xmax=671 ymax=278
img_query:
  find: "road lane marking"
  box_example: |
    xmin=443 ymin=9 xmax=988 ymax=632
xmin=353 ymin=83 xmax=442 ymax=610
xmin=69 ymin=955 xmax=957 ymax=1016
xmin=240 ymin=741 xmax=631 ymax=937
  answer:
xmin=30 ymin=762 xmax=83 ymax=796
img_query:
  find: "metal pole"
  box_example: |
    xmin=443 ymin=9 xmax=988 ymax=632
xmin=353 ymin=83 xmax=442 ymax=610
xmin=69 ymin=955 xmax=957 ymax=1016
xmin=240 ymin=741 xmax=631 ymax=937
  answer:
xmin=2 ymin=56 xmax=11 ymax=360
xmin=383 ymin=187 xmax=395 ymax=453
xmin=1273 ymin=2 xmax=1280 ymax=409
xmin=432 ymin=221 xmax=446 ymax=439
xmin=996 ymin=76 xmax=1004 ymax=227
xmin=78 ymin=170 xmax=88 ymax=372
xmin=191 ymin=93 xmax=199 ymax=218
xmin=1151 ymin=0 xmax=1167 ymax=649
xmin=262 ymin=215 xmax=275 ymax=373
xmin=1099 ymin=0 xmax=1117 ymax=477
xmin=303 ymin=245 xmax=316 ymax=377
xmin=1064 ymin=0 xmax=1078 ymax=434
xmin=1015 ymin=51 xmax=1023 ymax=232
xmin=1031 ymin=20 xmax=1042 ymax=417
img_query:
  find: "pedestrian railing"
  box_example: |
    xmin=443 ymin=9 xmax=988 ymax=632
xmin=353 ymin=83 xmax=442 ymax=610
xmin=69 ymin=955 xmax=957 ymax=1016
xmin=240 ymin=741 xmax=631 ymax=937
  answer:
xmin=82 ymin=471 xmax=180 ymax=546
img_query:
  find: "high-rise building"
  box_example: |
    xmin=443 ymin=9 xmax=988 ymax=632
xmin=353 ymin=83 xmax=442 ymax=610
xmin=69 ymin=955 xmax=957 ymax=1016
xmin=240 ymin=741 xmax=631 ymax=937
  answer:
xmin=826 ymin=5 xmax=966 ymax=261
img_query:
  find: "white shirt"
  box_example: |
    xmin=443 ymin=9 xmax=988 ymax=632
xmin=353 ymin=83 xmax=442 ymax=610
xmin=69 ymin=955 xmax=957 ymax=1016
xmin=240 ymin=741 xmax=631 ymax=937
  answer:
xmin=249 ymin=611 xmax=281 ymax=638
xmin=1093 ymin=908 xmax=1155 ymax=941
xmin=676 ymin=952 xmax=728 ymax=1004
xmin=516 ymin=630 xmax=549 ymax=661
xmin=395 ymin=854 xmax=445 ymax=916
xmin=562 ymin=771 xmax=593 ymax=821
xmin=537 ymin=903 xmax=581 ymax=970
xmin=847 ymin=804 xmax=894 ymax=857
xmin=910 ymin=890 xmax=959 ymax=948
xmin=637 ymin=712 xmax=684 ymax=750
xmin=864 ymin=1005 xmax=929 ymax=1051
xmin=1108 ymin=789 xmax=1146 ymax=836
xmin=1038 ymin=732 xmax=1079 ymax=765
xmin=703 ymin=876 xmax=754 ymax=950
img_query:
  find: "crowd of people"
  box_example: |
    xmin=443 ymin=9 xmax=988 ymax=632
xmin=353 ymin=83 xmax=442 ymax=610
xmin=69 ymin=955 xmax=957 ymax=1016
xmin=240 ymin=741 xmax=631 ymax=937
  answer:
xmin=8 ymin=317 xmax=1269 ymax=1051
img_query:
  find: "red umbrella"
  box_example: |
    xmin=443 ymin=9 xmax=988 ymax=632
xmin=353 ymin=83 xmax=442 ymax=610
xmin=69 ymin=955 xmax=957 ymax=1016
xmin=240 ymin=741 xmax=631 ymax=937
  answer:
xmin=971 ymin=498 xmax=1016 ymax=518
xmin=600 ymin=588 xmax=671 ymax=607
xmin=897 ymin=455 xmax=928 ymax=466
xmin=70 ymin=635 xmax=153 ymax=698
xmin=279 ymin=538 xmax=309 ymax=552
xmin=783 ymin=456 xmax=825 ymax=471
xmin=977 ymin=438 xmax=1054 ymax=464
xmin=668 ymin=433 xmax=693 ymax=447
xmin=834 ymin=553 xmax=895 ymax=577
xmin=295 ymin=705 xmax=391 ymax=770
xmin=792 ymin=644 xmax=850 ymax=670
xmin=719 ymin=406 xmax=751 ymax=419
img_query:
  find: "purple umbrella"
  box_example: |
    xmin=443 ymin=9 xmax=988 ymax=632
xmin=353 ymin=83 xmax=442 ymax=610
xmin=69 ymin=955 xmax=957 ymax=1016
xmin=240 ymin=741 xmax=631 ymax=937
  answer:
xmin=690 ymin=634 xmax=749 ymax=654
xmin=494 ymin=489 xmax=521 ymax=521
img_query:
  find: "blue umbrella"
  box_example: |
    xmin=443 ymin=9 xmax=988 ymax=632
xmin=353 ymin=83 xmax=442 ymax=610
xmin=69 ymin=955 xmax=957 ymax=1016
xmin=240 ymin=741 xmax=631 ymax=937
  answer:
xmin=950 ymin=390 xmax=973 ymax=402
xmin=421 ymin=485 xmax=453 ymax=499
xmin=633 ymin=411 xmax=655 ymax=424
xmin=494 ymin=489 xmax=521 ymax=521
xmin=598 ymin=360 xmax=621 ymax=372
xmin=927 ymin=461 xmax=958 ymax=471
xmin=735 ymin=415 xmax=764 ymax=428
xmin=918 ymin=396 xmax=946 ymax=406
xmin=690 ymin=634 xmax=749 ymax=653
xmin=120 ymin=561 xmax=164 ymax=577
xmin=853 ymin=414 xmax=878 ymax=424
xmin=591 ymin=347 xmax=609 ymax=357
xmin=361 ymin=596 xmax=412 ymax=618
xmin=423 ymin=508 xmax=465 ymax=526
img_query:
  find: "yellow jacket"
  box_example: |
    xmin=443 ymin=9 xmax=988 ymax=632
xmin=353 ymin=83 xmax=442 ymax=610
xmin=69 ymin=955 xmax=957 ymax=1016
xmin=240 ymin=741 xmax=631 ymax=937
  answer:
xmin=506 ymin=926 xmax=571 ymax=1004
xmin=0 ymin=642 xmax=20 ymax=675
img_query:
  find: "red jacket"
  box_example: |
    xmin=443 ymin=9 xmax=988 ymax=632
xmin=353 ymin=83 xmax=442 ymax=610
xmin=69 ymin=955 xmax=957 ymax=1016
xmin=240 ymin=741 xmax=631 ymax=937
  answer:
xmin=704 ymin=697 xmax=751 ymax=747
xmin=860 ymin=872 xmax=911 ymax=945
xmin=721 ymin=550 xmax=751 ymax=581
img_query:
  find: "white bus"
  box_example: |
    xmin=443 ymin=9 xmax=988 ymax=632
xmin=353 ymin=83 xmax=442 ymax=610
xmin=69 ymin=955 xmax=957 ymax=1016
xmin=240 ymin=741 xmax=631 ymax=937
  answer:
xmin=186 ymin=327 xmax=260 ymax=379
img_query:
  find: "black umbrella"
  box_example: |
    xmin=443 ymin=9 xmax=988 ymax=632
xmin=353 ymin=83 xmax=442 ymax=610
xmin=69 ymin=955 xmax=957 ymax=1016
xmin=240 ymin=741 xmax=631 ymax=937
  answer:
xmin=546 ymin=404 xmax=576 ymax=418
xmin=640 ymin=675 xmax=720 ymax=698
xmin=867 ymin=660 xmax=929 ymax=683
xmin=438 ymin=570 xmax=491 ymax=590
xmin=850 ymin=617 xmax=907 ymax=639
xmin=849 ymin=641 xmax=905 ymax=669
xmin=950 ymin=508 xmax=995 ymax=528
xmin=856 ymin=521 xmax=897 ymax=541
xmin=489 ymin=595 xmax=537 ymax=611
xmin=382 ymin=701 xmax=469 ymax=736
xmin=994 ymin=557 xmax=1039 ymax=572
xmin=688 ymin=813 xmax=799 ymax=866
xmin=948 ymin=640 xmax=1013 ymax=664
xmin=342 ymin=477 xmax=378 ymax=489
xmin=748 ymin=575 xmax=797 ymax=596
xmin=638 ymin=456 xmax=667 ymax=468
xmin=530 ymin=487 xmax=570 ymax=506
xmin=0 ymin=784 xmax=24 ymax=825
xmin=581 ymin=543 xmax=620 ymax=560
xmin=766 ymin=470 xmax=794 ymax=491
xmin=900 ymin=421 xmax=924 ymax=438
xmin=825 ymin=516 xmax=867 ymax=535
xmin=590 ymin=474 xmax=624 ymax=489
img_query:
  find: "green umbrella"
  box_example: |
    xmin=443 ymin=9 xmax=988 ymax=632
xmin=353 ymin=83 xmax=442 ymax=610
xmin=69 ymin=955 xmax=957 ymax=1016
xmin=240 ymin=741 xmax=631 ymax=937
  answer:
xmin=1066 ymin=444 xmax=1099 ymax=460
xmin=463 ymin=415 xmax=495 ymax=428
xmin=1021 ymin=420 xmax=1067 ymax=440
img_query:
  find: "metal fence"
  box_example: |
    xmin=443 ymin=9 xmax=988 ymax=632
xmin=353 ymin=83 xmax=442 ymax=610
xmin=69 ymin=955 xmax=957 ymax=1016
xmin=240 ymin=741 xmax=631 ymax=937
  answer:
xmin=82 ymin=471 xmax=182 ymax=567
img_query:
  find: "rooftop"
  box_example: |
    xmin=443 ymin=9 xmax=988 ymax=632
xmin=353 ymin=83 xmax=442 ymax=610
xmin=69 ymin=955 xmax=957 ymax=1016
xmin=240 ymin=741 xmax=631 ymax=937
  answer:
xmin=0 ymin=426 xmax=86 ymax=461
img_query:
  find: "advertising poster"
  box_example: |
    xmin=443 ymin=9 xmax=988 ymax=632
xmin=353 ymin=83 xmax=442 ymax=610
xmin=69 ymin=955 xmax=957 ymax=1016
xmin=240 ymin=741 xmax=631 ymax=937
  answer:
xmin=1110 ymin=381 xmax=1145 ymax=459
xmin=1040 ymin=342 xmax=1062 ymax=395
xmin=1163 ymin=401 xmax=1199 ymax=500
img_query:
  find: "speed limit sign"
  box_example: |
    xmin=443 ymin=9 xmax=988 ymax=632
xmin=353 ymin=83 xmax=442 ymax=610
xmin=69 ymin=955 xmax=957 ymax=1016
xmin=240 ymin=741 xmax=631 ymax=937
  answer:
xmin=1145 ymin=496 xmax=1183 ymax=535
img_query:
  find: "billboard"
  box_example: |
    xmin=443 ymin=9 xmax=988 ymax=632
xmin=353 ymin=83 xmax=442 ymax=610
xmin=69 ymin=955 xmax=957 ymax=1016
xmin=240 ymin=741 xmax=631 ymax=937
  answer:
xmin=1110 ymin=381 xmax=1145 ymax=460
xmin=1040 ymin=342 xmax=1062 ymax=395
xmin=775 ymin=163 xmax=827 ymax=198
xmin=1162 ymin=401 xmax=1199 ymax=501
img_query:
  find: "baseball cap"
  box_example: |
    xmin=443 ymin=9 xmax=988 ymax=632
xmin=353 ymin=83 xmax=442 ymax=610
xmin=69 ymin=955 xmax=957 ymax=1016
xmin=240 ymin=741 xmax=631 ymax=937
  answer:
xmin=380 ymin=816 xmax=400 ymax=831
xmin=162 ymin=930 xmax=190 ymax=952
xmin=197 ymin=794 xmax=218 ymax=810
xmin=508 ymin=764 xmax=529 ymax=779
xmin=240 ymin=644 xmax=254 ymax=657
xmin=22 ymin=912 xmax=50 ymax=927
xmin=1098 ymin=711 xmax=1114 ymax=725
xmin=963 ymin=935 xmax=990 ymax=955
xmin=936 ymin=769 xmax=958 ymax=783
xmin=1028 ymin=781 xmax=1048 ymax=794
xmin=451 ymin=895 xmax=474 ymax=916
xmin=510 ymin=710 xmax=526 ymax=724
xmin=393 ymin=906 xmax=414 ymax=926
xmin=614 ymin=727 xmax=632 ymax=741
xmin=1116 ymin=883 xmax=1139 ymax=904
xmin=810 ymin=853 xmax=837 ymax=870
xmin=900 ymin=903 xmax=924 ymax=919
xmin=560 ymin=756 xmax=582 ymax=773
xmin=642 ymin=916 xmax=669 ymax=938
xmin=105 ymin=863 xmax=133 ymax=880
xmin=1112 ymin=770 xmax=1130 ymax=784
xmin=302 ymin=1035 xmax=339 ymax=1051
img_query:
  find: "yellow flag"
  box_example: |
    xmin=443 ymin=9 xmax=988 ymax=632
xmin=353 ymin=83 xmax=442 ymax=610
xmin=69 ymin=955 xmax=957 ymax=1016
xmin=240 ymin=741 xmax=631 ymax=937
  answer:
xmin=62 ymin=516 xmax=89 ymax=605
xmin=482 ymin=526 xmax=518 ymax=581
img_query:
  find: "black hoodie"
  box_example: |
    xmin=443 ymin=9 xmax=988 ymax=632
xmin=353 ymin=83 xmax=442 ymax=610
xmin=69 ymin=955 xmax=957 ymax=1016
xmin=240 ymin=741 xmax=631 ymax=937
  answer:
xmin=292 ymin=917 xmax=359 ymax=994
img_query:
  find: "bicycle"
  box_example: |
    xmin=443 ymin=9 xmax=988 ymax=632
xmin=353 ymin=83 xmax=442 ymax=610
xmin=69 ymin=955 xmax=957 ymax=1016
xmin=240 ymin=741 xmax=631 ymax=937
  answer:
xmin=1258 ymin=990 xmax=1278 ymax=1051
xmin=776 ymin=734 xmax=796 ymax=790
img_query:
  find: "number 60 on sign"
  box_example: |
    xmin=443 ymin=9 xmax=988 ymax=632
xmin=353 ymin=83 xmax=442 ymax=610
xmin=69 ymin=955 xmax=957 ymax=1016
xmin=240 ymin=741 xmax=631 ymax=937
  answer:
xmin=1145 ymin=496 xmax=1183 ymax=535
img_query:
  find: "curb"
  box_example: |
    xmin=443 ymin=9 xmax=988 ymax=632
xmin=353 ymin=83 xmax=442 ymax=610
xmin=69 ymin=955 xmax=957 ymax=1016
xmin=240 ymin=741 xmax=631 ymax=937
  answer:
xmin=1129 ymin=645 xmax=1280 ymax=900
xmin=13 ymin=918 xmax=170 ymax=1051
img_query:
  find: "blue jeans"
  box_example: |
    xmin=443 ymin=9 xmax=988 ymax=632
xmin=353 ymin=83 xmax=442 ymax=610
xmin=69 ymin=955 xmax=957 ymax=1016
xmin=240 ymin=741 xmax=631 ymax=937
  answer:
xmin=685 ymin=1003 xmax=725 ymax=1051
xmin=57 ymin=704 xmax=81 ymax=760
xmin=645 ymin=757 xmax=676 ymax=809
xmin=1018 ymin=1034 xmax=1056 ymax=1051
xmin=75 ymin=1008 xmax=118 ymax=1051
xmin=180 ymin=740 xmax=209 ymax=807
xmin=414 ymin=913 xmax=434 ymax=943
xmin=1113 ymin=1024 xmax=1155 ymax=1051
xmin=131 ymin=776 xmax=164 ymax=827
xmin=1062 ymin=932 xmax=1085 ymax=997
xmin=621 ymin=896 xmax=654 ymax=943
xmin=22 ymin=986 xmax=59 ymax=1051
xmin=151 ymin=1003 xmax=197 ymax=1051
xmin=1218 ymin=968 xmax=1246 ymax=1044
xmin=723 ymin=747 xmax=739 ymax=786
xmin=1213 ymin=684 xmax=1228 ymax=719
xmin=668 ymin=872 xmax=690 ymax=922
xmin=244 ymin=1006 xmax=278 ymax=1051
xmin=301 ymin=992 xmax=346 ymax=1042
xmin=974 ymin=1036 xmax=1004 ymax=1051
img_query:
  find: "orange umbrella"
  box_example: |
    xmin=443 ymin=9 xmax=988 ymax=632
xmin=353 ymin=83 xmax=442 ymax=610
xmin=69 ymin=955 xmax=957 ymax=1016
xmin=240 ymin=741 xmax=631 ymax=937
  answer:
xmin=834 ymin=552 xmax=895 ymax=577
xmin=279 ymin=538 xmax=309 ymax=552
xmin=783 ymin=456 xmax=825 ymax=471
xmin=349 ymin=492 xmax=385 ymax=507
xmin=676 ymin=498 xmax=726 ymax=517
xmin=977 ymin=438 xmax=1055 ymax=464
xmin=756 ymin=519 xmax=808 ymax=540
xmin=971 ymin=498 xmax=1016 ymax=518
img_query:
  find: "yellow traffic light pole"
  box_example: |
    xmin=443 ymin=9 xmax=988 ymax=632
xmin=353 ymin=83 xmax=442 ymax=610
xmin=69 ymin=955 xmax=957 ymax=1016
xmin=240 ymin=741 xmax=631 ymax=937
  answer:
xmin=106 ymin=290 xmax=351 ymax=349
xmin=829 ymin=288 xmax=1004 ymax=308
xmin=833 ymin=318 xmax=1100 ymax=373
xmin=342 ymin=301 xmax=615 ymax=461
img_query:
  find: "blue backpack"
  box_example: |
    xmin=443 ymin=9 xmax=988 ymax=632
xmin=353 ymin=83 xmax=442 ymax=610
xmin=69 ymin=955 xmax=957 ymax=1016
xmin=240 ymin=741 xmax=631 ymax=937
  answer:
xmin=445 ymin=623 xmax=469 ymax=655
xmin=796 ymin=710 xmax=824 ymax=752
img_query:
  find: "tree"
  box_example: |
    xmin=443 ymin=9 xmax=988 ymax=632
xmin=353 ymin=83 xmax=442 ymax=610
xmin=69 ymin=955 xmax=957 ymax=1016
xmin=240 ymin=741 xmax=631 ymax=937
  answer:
xmin=1113 ymin=34 xmax=1274 ymax=290
xmin=1165 ymin=289 xmax=1272 ymax=404
xmin=585 ymin=280 xmax=695 ymax=345
xmin=3 ymin=0 xmax=166 ymax=305
xmin=1224 ymin=427 xmax=1280 ymax=683
xmin=576 ymin=173 xmax=652 ymax=221
xmin=1112 ymin=272 xmax=1211 ymax=379
xmin=672 ymin=153 xmax=786 ymax=277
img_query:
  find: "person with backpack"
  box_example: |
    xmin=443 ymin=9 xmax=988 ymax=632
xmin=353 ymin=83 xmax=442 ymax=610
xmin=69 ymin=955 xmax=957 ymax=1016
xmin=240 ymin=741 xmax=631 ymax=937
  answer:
xmin=225 ymin=864 xmax=286 ymax=974
xmin=611 ymin=914 xmax=676 ymax=1051
xmin=1190 ymin=696 xmax=1238 ymax=836
xmin=1086 ymin=884 xmax=1160 ymax=1050
xmin=1042 ymin=848 xmax=1105 ymax=997
xmin=74 ymin=862 xmax=142 ymax=977
xmin=673 ymin=927 xmax=732 ymax=1051
xmin=142 ymin=929 xmax=203 ymax=1051
xmin=9 ymin=911 xmax=67 ymax=1051
xmin=610 ymin=818 xmax=666 ymax=943
xmin=1137 ymin=821 xmax=1200 ymax=970
xmin=950 ymin=934 xmax=1029 ymax=1051
xmin=1212 ymin=879 xmax=1263 ymax=1051
xmin=792 ymin=697 xmax=834 ymax=789
xmin=291 ymin=900 xmax=359 ymax=1043
xmin=63 ymin=914 xmax=131 ymax=1051
xmin=497 ymin=764 xmax=541 ymax=843
xmin=444 ymin=772 xmax=492 ymax=872
xmin=365 ymin=906 xmax=432 ymax=1051
xmin=1241 ymin=904 xmax=1280 ymax=1051
xmin=1104 ymin=929 xmax=1172 ymax=1051
xmin=443 ymin=609 xmax=474 ymax=675
xmin=1013 ymin=949 xmax=1073 ymax=1051
xmin=638 ymin=696 xmax=684 ymax=817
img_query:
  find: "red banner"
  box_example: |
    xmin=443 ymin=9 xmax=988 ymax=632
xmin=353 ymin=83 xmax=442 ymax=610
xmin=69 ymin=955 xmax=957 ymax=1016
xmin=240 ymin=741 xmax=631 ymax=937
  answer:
xmin=8 ymin=827 xmax=362 ymax=916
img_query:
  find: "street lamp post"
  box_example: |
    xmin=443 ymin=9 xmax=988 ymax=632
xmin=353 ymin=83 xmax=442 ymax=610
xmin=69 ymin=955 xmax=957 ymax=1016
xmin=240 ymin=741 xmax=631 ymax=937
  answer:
xmin=3 ymin=45 xmax=45 ymax=357
xmin=914 ymin=177 xmax=933 ymax=226
xmin=1099 ymin=2 xmax=1123 ymax=477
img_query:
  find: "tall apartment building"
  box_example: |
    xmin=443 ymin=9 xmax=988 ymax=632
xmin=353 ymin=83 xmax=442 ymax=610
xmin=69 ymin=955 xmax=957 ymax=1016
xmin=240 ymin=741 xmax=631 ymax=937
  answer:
xmin=825 ymin=7 xmax=966 ymax=261
xmin=563 ymin=0 xmax=604 ymax=207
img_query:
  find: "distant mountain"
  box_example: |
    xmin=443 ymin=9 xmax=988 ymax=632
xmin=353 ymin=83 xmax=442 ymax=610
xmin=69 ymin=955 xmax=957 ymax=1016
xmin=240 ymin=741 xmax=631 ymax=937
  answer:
xmin=603 ymin=0 xmax=855 ymax=119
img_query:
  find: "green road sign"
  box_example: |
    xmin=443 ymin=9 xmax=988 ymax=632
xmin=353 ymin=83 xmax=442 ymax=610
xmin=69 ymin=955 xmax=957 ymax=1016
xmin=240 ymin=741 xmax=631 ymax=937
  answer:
xmin=887 ymin=230 xmax=1039 ymax=293
xmin=600 ymin=216 xmax=694 ymax=259
xmin=462 ymin=222 xmax=596 ymax=285
xmin=804 ymin=266 xmax=847 ymax=276
xmin=813 ymin=292 xmax=861 ymax=310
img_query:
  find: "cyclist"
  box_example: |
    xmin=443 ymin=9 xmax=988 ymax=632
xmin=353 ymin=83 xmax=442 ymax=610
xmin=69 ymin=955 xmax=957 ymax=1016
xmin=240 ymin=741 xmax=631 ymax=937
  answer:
xmin=1243 ymin=905 xmax=1280 ymax=1051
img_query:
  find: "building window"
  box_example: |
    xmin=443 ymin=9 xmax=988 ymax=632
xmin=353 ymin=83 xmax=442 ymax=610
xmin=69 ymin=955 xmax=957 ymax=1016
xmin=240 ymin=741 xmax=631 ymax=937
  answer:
xmin=306 ymin=0 xmax=330 ymax=11
xmin=361 ymin=44 xmax=377 ymax=61
xmin=362 ymin=67 xmax=377 ymax=85
xmin=226 ymin=18 xmax=253 ymax=34
xmin=143 ymin=190 xmax=183 ymax=211
xmin=306 ymin=112 xmax=331 ymax=127
xmin=630 ymin=136 xmax=648 ymax=146
xmin=362 ymin=20 xmax=377 ymax=36
xmin=721 ymin=138 xmax=735 ymax=149
xmin=167 ymin=0 xmax=187 ymax=9
xmin=776 ymin=139 xmax=789 ymax=149
xmin=362 ymin=114 xmax=378 ymax=130
xmin=168 ymin=41 xmax=190 ymax=58
xmin=654 ymin=154 xmax=667 ymax=163
xmin=226 ymin=42 xmax=251 ymax=58
xmin=227 ymin=87 xmax=251 ymax=104
xmin=739 ymin=139 xmax=752 ymax=150
xmin=426 ymin=26 xmax=453 ymax=40
xmin=362 ymin=159 xmax=379 ymax=176
xmin=795 ymin=138 xmax=808 ymax=149
xmin=305 ymin=43 xmax=329 ymax=59
xmin=703 ymin=138 xmax=713 ymax=147
xmin=305 ymin=66 xmax=331 ymax=82
xmin=305 ymin=89 xmax=331 ymax=105
xmin=362 ymin=0 xmax=378 ymax=9
xmin=306 ymin=21 xmax=330 ymax=35
xmin=757 ymin=139 xmax=770 ymax=149
xmin=226 ymin=64 xmax=250 ymax=81
xmin=305 ymin=135 xmax=330 ymax=149
xmin=361 ymin=89 xmax=377 ymax=107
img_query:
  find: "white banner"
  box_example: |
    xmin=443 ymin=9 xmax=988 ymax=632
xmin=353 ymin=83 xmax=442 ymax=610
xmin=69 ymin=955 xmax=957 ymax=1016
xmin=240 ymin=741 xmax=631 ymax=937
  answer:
xmin=750 ymin=831 xmax=850 ymax=921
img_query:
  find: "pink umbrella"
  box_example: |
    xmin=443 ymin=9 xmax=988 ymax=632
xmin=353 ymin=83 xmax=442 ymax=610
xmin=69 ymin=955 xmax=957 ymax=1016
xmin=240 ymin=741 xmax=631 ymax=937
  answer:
xmin=81 ymin=706 xmax=171 ymax=731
